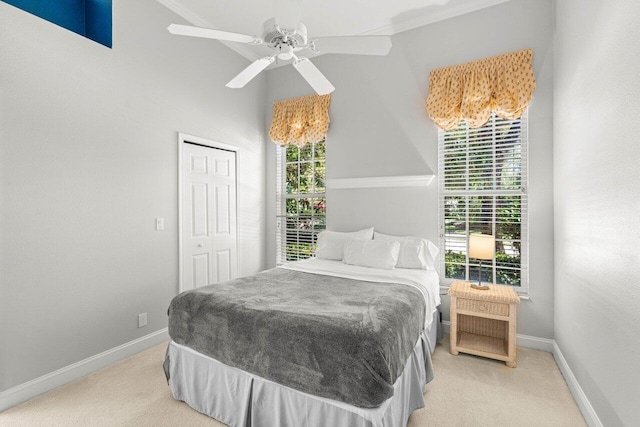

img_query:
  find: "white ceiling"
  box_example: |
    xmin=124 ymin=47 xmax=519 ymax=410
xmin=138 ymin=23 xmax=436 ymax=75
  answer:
xmin=156 ymin=0 xmax=511 ymax=61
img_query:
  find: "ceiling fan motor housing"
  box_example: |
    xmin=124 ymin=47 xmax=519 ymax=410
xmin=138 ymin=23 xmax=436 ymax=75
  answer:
xmin=262 ymin=17 xmax=307 ymax=46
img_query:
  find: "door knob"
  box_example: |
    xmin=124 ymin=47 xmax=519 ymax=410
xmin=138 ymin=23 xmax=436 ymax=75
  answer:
xmin=198 ymin=243 xmax=203 ymax=247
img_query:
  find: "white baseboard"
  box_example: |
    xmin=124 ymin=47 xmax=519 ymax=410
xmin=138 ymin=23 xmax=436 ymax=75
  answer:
xmin=0 ymin=324 xmax=605 ymax=427
xmin=0 ymin=328 xmax=169 ymax=412
xmin=515 ymin=333 xmax=555 ymax=352
xmin=552 ymin=342 xmax=603 ymax=427
xmin=441 ymin=320 xmax=602 ymax=426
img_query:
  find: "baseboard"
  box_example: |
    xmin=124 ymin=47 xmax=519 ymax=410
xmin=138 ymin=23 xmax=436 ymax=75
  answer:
xmin=0 ymin=325 xmax=605 ymax=427
xmin=0 ymin=328 xmax=169 ymax=412
xmin=440 ymin=320 xmax=602 ymax=426
xmin=515 ymin=333 xmax=555 ymax=352
xmin=552 ymin=342 xmax=603 ymax=427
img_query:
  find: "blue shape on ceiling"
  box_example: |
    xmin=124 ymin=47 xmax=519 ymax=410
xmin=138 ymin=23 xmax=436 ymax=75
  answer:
xmin=2 ymin=0 xmax=112 ymax=48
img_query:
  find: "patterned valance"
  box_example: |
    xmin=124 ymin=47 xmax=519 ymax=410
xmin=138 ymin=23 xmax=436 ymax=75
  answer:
xmin=426 ymin=49 xmax=536 ymax=130
xmin=269 ymin=94 xmax=331 ymax=147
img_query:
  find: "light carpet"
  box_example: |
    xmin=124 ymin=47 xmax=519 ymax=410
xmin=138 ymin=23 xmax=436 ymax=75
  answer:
xmin=0 ymin=336 xmax=586 ymax=426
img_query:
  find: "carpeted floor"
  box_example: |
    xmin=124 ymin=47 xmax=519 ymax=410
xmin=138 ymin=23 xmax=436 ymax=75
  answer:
xmin=0 ymin=336 xmax=586 ymax=426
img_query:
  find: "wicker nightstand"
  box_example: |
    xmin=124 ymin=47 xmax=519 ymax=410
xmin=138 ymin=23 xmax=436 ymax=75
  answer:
xmin=448 ymin=280 xmax=520 ymax=367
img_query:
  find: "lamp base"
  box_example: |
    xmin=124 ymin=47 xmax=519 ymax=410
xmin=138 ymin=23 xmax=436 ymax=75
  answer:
xmin=470 ymin=283 xmax=490 ymax=290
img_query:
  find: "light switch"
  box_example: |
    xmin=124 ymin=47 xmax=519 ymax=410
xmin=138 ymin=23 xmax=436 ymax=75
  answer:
xmin=156 ymin=218 xmax=164 ymax=231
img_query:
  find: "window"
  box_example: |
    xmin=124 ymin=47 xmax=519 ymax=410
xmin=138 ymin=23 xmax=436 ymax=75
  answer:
xmin=276 ymin=140 xmax=326 ymax=263
xmin=439 ymin=112 xmax=528 ymax=291
xmin=4 ymin=0 xmax=112 ymax=48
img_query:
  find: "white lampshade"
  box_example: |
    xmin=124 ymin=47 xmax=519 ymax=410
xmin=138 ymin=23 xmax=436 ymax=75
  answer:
xmin=469 ymin=234 xmax=495 ymax=260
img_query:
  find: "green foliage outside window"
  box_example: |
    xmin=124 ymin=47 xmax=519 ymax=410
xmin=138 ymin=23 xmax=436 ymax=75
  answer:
xmin=281 ymin=140 xmax=326 ymax=261
xmin=445 ymin=251 xmax=521 ymax=286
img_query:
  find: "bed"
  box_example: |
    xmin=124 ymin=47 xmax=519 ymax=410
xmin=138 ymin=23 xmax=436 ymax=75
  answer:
xmin=163 ymin=257 xmax=441 ymax=427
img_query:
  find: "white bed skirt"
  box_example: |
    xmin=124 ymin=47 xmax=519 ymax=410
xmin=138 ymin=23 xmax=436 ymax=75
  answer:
xmin=167 ymin=311 xmax=439 ymax=427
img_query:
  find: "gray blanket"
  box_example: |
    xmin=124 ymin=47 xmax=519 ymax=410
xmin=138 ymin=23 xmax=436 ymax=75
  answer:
xmin=165 ymin=268 xmax=426 ymax=408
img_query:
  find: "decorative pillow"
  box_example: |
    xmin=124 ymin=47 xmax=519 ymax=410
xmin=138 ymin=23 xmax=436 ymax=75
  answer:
xmin=373 ymin=232 xmax=439 ymax=269
xmin=423 ymin=239 xmax=440 ymax=268
xmin=315 ymin=227 xmax=374 ymax=260
xmin=343 ymin=239 xmax=401 ymax=270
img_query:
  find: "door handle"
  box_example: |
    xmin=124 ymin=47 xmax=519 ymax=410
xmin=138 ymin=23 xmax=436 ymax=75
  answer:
xmin=197 ymin=243 xmax=203 ymax=248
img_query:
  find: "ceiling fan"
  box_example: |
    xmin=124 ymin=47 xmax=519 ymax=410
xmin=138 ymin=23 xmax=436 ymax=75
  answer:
xmin=167 ymin=0 xmax=392 ymax=95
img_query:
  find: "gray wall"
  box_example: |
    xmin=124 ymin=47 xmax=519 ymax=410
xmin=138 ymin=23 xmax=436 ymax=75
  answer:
xmin=265 ymin=0 xmax=555 ymax=339
xmin=0 ymin=0 xmax=267 ymax=391
xmin=554 ymin=0 xmax=640 ymax=425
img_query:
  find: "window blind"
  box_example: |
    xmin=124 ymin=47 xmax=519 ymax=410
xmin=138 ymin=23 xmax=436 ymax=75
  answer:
xmin=276 ymin=141 xmax=326 ymax=264
xmin=438 ymin=112 xmax=528 ymax=290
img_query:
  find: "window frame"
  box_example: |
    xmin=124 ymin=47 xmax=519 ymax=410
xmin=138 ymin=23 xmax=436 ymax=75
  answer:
xmin=438 ymin=111 xmax=529 ymax=295
xmin=3 ymin=0 xmax=112 ymax=48
xmin=276 ymin=140 xmax=326 ymax=264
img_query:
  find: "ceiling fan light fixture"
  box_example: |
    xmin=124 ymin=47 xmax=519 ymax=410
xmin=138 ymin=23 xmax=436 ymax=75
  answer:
xmin=277 ymin=44 xmax=295 ymax=60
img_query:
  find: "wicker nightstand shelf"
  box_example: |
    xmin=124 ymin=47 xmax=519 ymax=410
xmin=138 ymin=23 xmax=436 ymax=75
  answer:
xmin=448 ymin=280 xmax=520 ymax=367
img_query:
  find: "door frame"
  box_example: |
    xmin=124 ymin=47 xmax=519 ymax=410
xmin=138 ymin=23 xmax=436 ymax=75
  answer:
xmin=177 ymin=132 xmax=240 ymax=293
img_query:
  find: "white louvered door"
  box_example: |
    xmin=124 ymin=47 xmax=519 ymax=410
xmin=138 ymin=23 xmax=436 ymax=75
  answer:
xmin=181 ymin=142 xmax=237 ymax=290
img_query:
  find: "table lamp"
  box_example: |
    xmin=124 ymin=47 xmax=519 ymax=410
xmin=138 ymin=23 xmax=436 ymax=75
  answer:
xmin=469 ymin=234 xmax=495 ymax=290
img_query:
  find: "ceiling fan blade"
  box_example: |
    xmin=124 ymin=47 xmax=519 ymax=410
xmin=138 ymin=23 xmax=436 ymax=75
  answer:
xmin=226 ymin=57 xmax=275 ymax=88
xmin=292 ymin=58 xmax=335 ymax=95
xmin=310 ymin=36 xmax=392 ymax=56
xmin=168 ymin=24 xmax=261 ymax=45
xmin=274 ymin=0 xmax=304 ymax=31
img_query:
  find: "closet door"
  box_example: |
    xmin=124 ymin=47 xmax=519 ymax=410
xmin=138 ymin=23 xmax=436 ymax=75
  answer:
xmin=181 ymin=142 xmax=237 ymax=290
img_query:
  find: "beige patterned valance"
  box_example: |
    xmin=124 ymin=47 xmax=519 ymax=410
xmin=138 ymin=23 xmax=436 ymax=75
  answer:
xmin=269 ymin=94 xmax=331 ymax=147
xmin=426 ymin=49 xmax=536 ymax=130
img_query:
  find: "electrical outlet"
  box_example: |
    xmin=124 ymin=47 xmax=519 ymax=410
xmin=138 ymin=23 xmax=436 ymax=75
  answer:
xmin=138 ymin=312 xmax=147 ymax=328
xmin=156 ymin=218 xmax=164 ymax=231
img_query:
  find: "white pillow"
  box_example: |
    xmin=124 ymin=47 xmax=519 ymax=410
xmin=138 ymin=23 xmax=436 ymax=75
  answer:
xmin=315 ymin=227 xmax=374 ymax=260
xmin=373 ymin=232 xmax=439 ymax=269
xmin=343 ymin=239 xmax=401 ymax=270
